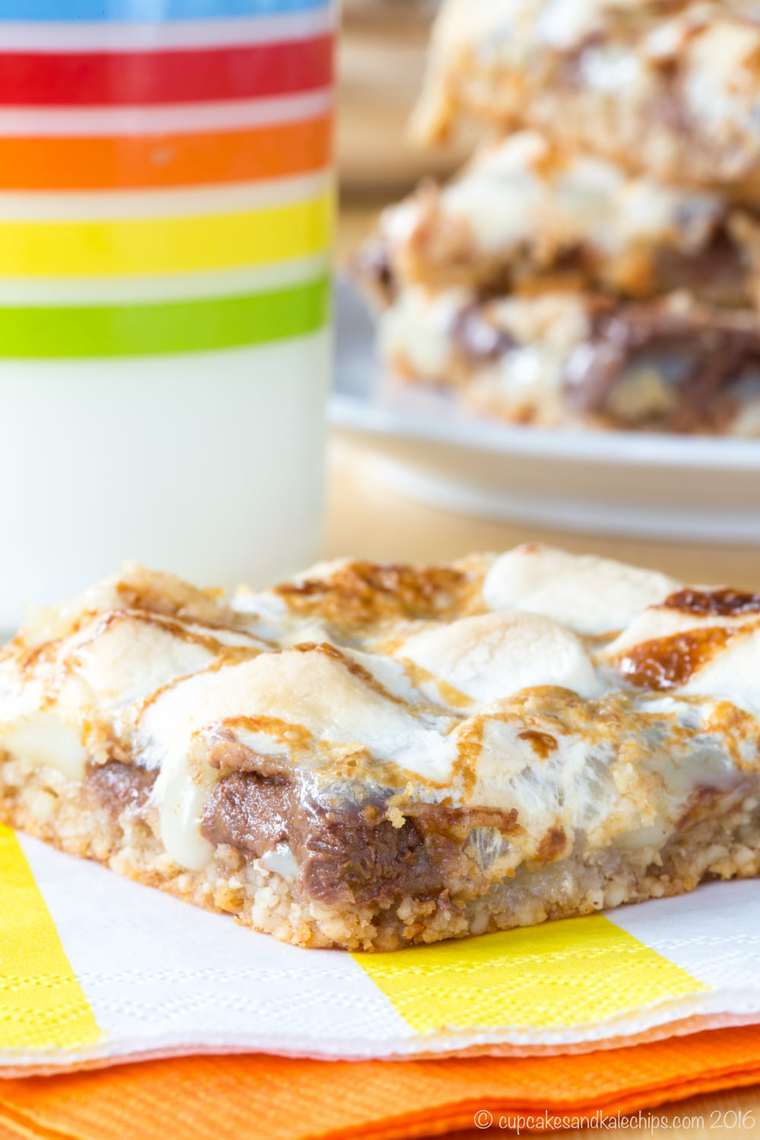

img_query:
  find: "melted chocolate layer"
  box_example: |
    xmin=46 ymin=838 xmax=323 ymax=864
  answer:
xmin=201 ymin=771 xmax=447 ymax=906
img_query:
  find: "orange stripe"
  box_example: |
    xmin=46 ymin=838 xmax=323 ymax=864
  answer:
xmin=0 ymin=116 xmax=331 ymax=190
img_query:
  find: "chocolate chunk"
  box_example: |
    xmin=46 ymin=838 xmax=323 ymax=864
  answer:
xmin=200 ymin=771 xmax=292 ymax=859
xmin=655 ymin=227 xmax=751 ymax=308
xmin=353 ymin=240 xmax=396 ymax=305
xmin=563 ymin=302 xmax=760 ymax=429
xmin=293 ymin=804 xmax=445 ymax=906
xmin=450 ymin=303 xmax=516 ymax=363
xmin=87 ymin=761 xmax=156 ymax=816
xmin=201 ymin=771 xmax=449 ymax=906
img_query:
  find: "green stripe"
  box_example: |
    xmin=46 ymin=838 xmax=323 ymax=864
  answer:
xmin=0 ymin=276 xmax=329 ymax=359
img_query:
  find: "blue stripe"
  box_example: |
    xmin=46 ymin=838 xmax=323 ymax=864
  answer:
xmin=0 ymin=0 xmax=328 ymax=20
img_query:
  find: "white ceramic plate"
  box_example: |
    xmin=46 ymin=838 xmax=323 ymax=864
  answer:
xmin=330 ymin=280 xmax=760 ymax=544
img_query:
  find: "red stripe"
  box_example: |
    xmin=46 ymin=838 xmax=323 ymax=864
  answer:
xmin=0 ymin=35 xmax=332 ymax=105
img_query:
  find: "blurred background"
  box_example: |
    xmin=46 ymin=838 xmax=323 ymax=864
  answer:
xmin=338 ymin=0 xmax=467 ymax=200
xmin=330 ymin=0 xmax=760 ymax=586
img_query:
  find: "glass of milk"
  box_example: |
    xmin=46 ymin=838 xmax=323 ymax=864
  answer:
xmin=0 ymin=0 xmax=334 ymax=628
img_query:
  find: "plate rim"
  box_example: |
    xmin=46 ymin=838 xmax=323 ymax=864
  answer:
xmin=330 ymin=392 xmax=760 ymax=473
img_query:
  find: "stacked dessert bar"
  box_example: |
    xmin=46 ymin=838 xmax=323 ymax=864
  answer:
xmin=357 ymin=0 xmax=760 ymax=435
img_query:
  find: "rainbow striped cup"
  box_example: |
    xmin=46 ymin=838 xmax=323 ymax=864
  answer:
xmin=0 ymin=0 xmax=334 ymax=626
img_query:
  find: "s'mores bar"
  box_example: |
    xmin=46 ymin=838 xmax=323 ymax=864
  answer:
xmin=362 ymin=132 xmax=750 ymax=305
xmin=357 ymin=1 xmax=760 ymax=435
xmin=2 ymin=549 xmax=760 ymax=951
xmin=358 ymin=132 xmax=760 ymax=433
xmin=414 ymin=0 xmax=760 ymax=200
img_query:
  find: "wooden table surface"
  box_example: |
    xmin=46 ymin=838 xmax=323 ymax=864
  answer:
xmin=327 ymin=205 xmax=760 ymax=1138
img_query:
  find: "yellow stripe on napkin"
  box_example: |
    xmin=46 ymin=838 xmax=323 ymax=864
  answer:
xmin=0 ymin=827 xmax=100 ymax=1050
xmin=355 ymin=915 xmax=707 ymax=1033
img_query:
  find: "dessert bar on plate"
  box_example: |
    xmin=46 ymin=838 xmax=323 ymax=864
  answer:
xmin=414 ymin=0 xmax=760 ymax=199
xmin=361 ymin=132 xmax=751 ymax=306
xmin=1 ymin=547 xmax=759 ymax=951
xmin=357 ymin=131 xmax=760 ymax=434
xmin=356 ymin=2 xmax=760 ymax=436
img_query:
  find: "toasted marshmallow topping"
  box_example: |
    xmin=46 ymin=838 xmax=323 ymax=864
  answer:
xmin=684 ymin=21 xmax=760 ymax=139
xmin=469 ymin=719 xmax=625 ymax=854
xmin=66 ymin=616 xmax=218 ymax=710
xmin=483 ymin=545 xmax=679 ymax=635
xmin=681 ymin=629 xmax=760 ymax=717
xmin=398 ymin=611 xmax=601 ymax=705
xmin=0 ymin=712 xmax=86 ymax=782
xmin=604 ymin=585 xmax=760 ymax=714
xmin=605 ymin=599 xmax=760 ymax=658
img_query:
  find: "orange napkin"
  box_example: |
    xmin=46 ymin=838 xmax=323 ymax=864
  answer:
xmin=1 ymin=1026 xmax=760 ymax=1139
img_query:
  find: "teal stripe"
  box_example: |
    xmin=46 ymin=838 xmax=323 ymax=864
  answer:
xmin=0 ymin=276 xmax=329 ymax=359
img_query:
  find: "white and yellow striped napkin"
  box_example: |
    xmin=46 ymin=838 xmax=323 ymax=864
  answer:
xmin=2 ymin=825 xmax=760 ymax=1073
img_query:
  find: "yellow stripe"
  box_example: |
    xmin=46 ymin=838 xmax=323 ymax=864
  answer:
xmin=355 ymin=915 xmax=707 ymax=1033
xmin=0 ymin=827 xmax=100 ymax=1050
xmin=0 ymin=192 xmax=331 ymax=278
